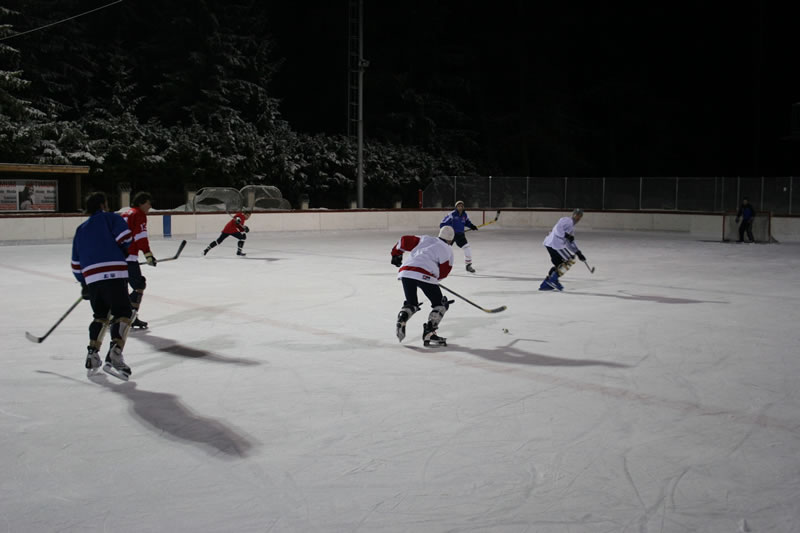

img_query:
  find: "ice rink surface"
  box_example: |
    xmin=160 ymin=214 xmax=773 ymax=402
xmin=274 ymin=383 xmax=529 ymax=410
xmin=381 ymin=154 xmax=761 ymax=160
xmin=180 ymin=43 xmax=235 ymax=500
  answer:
xmin=1 ymin=227 xmax=799 ymax=533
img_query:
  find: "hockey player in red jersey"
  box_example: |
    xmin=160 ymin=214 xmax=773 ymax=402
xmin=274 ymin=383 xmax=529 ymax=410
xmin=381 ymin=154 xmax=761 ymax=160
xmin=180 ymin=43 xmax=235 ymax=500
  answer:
xmin=121 ymin=192 xmax=156 ymax=329
xmin=391 ymin=225 xmax=455 ymax=346
xmin=203 ymin=211 xmax=251 ymax=257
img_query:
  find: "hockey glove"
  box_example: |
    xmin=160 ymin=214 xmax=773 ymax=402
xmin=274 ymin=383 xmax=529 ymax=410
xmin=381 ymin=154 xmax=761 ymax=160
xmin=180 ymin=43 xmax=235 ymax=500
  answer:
xmin=441 ymin=296 xmax=455 ymax=310
xmin=576 ymin=251 xmax=586 ymax=262
xmin=391 ymin=254 xmax=403 ymax=267
xmin=144 ymin=252 xmax=157 ymax=267
xmin=469 ymin=224 xmax=478 ymax=231
xmin=81 ymin=283 xmax=91 ymax=300
xmin=244 ymin=226 xmax=250 ymax=233
xmin=565 ymin=233 xmax=575 ymax=242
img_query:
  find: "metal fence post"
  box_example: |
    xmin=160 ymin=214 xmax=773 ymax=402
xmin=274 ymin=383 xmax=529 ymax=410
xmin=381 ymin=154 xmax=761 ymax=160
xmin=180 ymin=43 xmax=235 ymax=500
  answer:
xmin=602 ymin=178 xmax=605 ymax=210
xmin=737 ymin=177 xmax=740 ymax=208
xmin=526 ymin=176 xmax=529 ymax=208
xmin=639 ymin=177 xmax=642 ymax=210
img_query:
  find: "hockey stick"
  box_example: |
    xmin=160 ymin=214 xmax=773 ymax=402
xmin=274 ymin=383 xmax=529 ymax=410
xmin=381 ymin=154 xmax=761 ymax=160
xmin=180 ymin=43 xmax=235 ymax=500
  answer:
xmin=574 ymin=249 xmax=595 ymax=273
xmin=25 ymin=296 xmax=83 ymax=343
xmin=439 ymin=283 xmax=507 ymax=314
xmin=467 ymin=210 xmax=501 ymax=231
xmin=138 ymin=239 xmax=187 ymax=265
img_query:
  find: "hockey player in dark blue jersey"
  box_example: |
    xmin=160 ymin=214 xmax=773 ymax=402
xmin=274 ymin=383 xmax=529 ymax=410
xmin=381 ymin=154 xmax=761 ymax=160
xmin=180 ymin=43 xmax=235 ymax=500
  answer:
xmin=735 ymin=197 xmax=756 ymax=243
xmin=71 ymin=192 xmax=136 ymax=380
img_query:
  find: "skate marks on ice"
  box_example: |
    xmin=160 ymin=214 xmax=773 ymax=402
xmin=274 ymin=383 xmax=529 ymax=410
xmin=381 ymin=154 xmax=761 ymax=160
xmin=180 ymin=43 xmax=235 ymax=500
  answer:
xmin=562 ymin=290 xmax=728 ymax=305
xmin=364 ymin=271 xmax=542 ymax=283
xmin=398 ymin=350 xmax=800 ymax=436
xmin=406 ymin=340 xmax=629 ymax=368
xmin=452 ymin=272 xmax=541 ymax=282
xmin=147 ymin=294 xmax=388 ymax=349
xmin=37 ymin=371 xmax=256 ymax=458
xmin=455 ymin=288 xmax=725 ymax=305
xmin=139 ymin=303 xmax=233 ymax=328
xmin=203 ymin=255 xmax=282 ymax=262
xmin=485 ymin=285 xmax=726 ymax=304
xmin=134 ymin=331 xmax=262 ymax=366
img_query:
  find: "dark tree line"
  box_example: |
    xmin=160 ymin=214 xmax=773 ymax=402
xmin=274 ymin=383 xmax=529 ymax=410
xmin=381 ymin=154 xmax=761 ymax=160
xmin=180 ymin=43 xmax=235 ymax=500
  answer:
xmin=0 ymin=1 xmax=475 ymax=209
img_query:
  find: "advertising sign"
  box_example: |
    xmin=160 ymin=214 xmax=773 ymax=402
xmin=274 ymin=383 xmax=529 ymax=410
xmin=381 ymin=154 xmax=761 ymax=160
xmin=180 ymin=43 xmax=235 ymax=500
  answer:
xmin=0 ymin=180 xmax=58 ymax=211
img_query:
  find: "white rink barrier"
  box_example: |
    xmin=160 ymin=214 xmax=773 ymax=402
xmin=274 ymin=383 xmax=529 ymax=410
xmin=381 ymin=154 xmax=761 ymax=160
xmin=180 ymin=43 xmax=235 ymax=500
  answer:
xmin=1 ymin=209 xmax=798 ymax=242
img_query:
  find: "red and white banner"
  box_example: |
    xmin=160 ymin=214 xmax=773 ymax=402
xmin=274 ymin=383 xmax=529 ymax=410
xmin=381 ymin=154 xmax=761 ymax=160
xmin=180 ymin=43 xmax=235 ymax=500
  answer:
xmin=0 ymin=180 xmax=58 ymax=211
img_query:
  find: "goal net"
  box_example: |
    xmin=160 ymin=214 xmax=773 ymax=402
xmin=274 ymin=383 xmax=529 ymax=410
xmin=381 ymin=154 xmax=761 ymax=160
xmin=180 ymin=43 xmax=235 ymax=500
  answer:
xmin=722 ymin=211 xmax=776 ymax=243
xmin=189 ymin=185 xmax=292 ymax=213
xmin=192 ymin=187 xmax=243 ymax=213
xmin=240 ymin=185 xmax=292 ymax=210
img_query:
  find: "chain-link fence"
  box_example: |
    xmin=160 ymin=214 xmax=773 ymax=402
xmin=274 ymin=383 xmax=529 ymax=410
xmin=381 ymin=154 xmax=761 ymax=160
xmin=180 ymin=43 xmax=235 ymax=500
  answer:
xmin=421 ymin=177 xmax=798 ymax=214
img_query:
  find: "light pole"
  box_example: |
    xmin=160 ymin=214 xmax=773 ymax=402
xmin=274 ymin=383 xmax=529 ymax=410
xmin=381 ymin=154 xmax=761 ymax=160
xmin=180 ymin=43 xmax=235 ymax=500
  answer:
xmin=348 ymin=0 xmax=367 ymax=208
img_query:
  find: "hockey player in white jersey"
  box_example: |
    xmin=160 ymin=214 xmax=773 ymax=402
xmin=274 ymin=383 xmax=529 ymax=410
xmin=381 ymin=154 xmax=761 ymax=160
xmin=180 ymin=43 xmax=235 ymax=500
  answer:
xmin=391 ymin=226 xmax=455 ymax=346
xmin=540 ymin=208 xmax=586 ymax=291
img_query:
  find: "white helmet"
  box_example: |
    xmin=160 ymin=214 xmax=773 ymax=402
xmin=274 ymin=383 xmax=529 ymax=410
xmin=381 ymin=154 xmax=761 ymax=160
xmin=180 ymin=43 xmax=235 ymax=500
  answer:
xmin=438 ymin=225 xmax=455 ymax=242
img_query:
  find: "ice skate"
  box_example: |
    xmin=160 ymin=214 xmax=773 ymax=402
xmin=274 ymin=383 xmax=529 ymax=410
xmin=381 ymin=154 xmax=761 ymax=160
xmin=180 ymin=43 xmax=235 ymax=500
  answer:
xmin=539 ymin=279 xmax=554 ymax=291
xmin=396 ymin=310 xmax=409 ymax=342
xmin=237 ymin=250 xmax=246 ymax=257
xmin=465 ymin=263 xmax=476 ymax=273
xmin=85 ymin=347 xmax=102 ymax=377
xmin=423 ymin=322 xmax=447 ymax=347
xmin=203 ymin=248 xmax=210 ymax=256
xmin=423 ymin=333 xmax=447 ymax=347
xmin=132 ymin=317 xmax=148 ymax=329
xmin=103 ymin=343 xmax=131 ymax=381
xmin=544 ymin=272 xmax=563 ymax=291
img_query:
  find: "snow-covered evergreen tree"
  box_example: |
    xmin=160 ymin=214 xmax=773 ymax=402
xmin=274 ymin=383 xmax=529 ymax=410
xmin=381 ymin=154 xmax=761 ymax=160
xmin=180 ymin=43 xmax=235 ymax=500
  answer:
xmin=0 ymin=7 xmax=46 ymax=161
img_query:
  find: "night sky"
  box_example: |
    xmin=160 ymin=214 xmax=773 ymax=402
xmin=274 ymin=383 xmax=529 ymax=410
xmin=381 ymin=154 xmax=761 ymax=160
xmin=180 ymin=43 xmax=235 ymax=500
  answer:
xmin=266 ymin=2 xmax=799 ymax=177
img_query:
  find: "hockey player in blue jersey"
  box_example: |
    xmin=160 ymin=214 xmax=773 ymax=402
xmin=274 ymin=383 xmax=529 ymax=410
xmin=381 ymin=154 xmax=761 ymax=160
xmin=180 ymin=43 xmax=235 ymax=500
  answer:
xmin=735 ymin=197 xmax=756 ymax=243
xmin=440 ymin=200 xmax=479 ymax=273
xmin=71 ymin=192 xmax=136 ymax=380
xmin=540 ymin=208 xmax=586 ymax=291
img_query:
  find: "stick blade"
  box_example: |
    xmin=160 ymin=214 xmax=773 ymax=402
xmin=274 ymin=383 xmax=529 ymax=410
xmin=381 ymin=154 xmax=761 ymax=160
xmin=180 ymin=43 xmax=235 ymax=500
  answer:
xmin=484 ymin=305 xmax=507 ymax=314
xmin=25 ymin=332 xmax=44 ymax=343
xmin=145 ymin=239 xmax=189 ymax=264
xmin=172 ymin=239 xmax=187 ymax=259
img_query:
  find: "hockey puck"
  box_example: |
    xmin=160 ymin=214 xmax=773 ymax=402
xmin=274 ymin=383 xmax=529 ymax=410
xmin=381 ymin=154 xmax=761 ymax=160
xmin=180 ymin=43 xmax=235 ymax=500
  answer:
xmin=502 ymin=328 xmax=509 ymax=334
